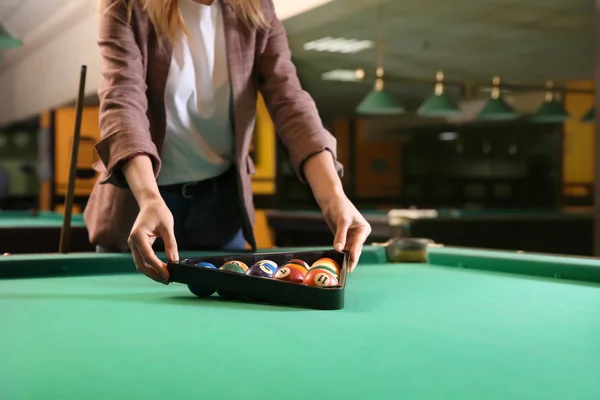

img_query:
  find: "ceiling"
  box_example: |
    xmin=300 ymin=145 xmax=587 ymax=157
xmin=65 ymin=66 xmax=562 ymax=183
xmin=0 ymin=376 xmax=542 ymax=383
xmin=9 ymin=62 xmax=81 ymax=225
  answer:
xmin=0 ymin=0 xmax=91 ymax=70
xmin=0 ymin=0 xmax=335 ymax=71
xmin=0 ymin=0 xmax=594 ymax=121
xmin=0 ymin=0 xmax=71 ymax=37
xmin=4 ymin=0 xmax=591 ymax=82
xmin=284 ymin=0 xmax=595 ymax=115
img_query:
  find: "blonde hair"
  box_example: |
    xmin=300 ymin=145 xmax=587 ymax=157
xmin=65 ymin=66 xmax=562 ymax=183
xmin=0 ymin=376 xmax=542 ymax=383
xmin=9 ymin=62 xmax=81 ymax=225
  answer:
xmin=104 ymin=0 xmax=269 ymax=42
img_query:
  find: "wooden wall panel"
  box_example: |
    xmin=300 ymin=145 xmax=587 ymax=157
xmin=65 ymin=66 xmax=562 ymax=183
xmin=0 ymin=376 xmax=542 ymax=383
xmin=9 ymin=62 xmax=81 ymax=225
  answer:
xmin=38 ymin=110 xmax=53 ymax=211
xmin=54 ymin=106 xmax=100 ymax=197
xmin=251 ymin=94 xmax=276 ymax=195
xmin=354 ymin=118 xmax=402 ymax=198
xmin=563 ymin=80 xmax=594 ymax=198
xmin=332 ymin=117 xmax=351 ymax=187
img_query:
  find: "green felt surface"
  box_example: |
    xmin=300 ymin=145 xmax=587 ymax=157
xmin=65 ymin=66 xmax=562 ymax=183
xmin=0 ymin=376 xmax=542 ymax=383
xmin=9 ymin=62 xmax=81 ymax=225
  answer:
xmin=428 ymin=246 xmax=600 ymax=283
xmin=1 ymin=247 xmax=600 ymax=399
xmin=0 ymin=211 xmax=85 ymax=227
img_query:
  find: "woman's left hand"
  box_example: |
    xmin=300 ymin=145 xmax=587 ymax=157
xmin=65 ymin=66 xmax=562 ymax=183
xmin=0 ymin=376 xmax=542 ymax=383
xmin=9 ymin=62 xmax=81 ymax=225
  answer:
xmin=320 ymin=194 xmax=371 ymax=272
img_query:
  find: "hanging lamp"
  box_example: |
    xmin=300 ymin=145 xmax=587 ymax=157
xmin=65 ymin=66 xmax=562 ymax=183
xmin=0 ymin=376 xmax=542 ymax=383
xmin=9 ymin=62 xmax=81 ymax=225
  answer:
xmin=477 ymin=76 xmax=519 ymax=120
xmin=581 ymin=107 xmax=594 ymax=123
xmin=356 ymin=3 xmax=403 ymax=115
xmin=357 ymin=68 xmax=404 ymax=115
xmin=531 ymin=81 xmax=569 ymax=123
xmin=417 ymin=71 xmax=460 ymax=117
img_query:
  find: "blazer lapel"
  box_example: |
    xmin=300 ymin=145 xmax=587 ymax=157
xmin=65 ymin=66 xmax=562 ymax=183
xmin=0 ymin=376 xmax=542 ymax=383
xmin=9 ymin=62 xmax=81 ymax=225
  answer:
xmin=220 ymin=0 xmax=245 ymax=163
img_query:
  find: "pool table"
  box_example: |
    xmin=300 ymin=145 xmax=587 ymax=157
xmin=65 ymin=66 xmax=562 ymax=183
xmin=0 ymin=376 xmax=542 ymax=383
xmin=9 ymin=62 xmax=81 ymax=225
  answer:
xmin=0 ymin=211 xmax=93 ymax=254
xmin=266 ymin=207 xmax=594 ymax=256
xmin=2 ymin=245 xmax=600 ymax=399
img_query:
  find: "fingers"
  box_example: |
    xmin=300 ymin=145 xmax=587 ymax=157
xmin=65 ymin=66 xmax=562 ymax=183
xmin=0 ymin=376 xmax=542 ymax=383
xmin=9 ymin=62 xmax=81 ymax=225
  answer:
xmin=131 ymin=244 xmax=164 ymax=283
xmin=348 ymin=224 xmax=371 ymax=272
xmin=161 ymin=224 xmax=179 ymax=262
xmin=129 ymin=230 xmax=170 ymax=284
xmin=333 ymin=217 xmax=351 ymax=252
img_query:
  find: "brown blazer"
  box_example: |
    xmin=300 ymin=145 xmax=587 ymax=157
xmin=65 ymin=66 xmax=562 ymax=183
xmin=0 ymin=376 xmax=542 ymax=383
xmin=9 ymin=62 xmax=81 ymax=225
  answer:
xmin=84 ymin=0 xmax=342 ymax=252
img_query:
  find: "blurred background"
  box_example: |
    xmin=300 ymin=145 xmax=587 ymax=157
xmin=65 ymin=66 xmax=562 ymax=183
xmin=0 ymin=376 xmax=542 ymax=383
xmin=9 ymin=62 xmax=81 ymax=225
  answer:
xmin=0 ymin=0 xmax=596 ymax=255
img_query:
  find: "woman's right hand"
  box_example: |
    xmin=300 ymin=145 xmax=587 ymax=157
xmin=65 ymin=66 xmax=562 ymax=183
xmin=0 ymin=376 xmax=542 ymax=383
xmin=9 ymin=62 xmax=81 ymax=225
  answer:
xmin=128 ymin=198 xmax=179 ymax=284
xmin=121 ymin=155 xmax=179 ymax=284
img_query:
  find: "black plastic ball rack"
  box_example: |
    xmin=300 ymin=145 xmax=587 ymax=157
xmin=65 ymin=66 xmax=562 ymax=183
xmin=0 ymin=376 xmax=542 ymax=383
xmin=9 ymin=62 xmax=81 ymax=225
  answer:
xmin=167 ymin=249 xmax=348 ymax=310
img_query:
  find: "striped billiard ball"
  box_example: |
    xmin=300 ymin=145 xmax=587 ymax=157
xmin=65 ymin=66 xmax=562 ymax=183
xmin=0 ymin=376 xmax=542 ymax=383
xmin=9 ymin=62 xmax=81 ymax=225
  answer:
xmin=220 ymin=261 xmax=248 ymax=273
xmin=288 ymin=259 xmax=309 ymax=269
xmin=285 ymin=262 xmax=308 ymax=276
xmin=303 ymin=268 xmax=339 ymax=288
xmin=310 ymin=258 xmax=340 ymax=277
xmin=316 ymin=257 xmax=340 ymax=271
xmin=253 ymin=260 xmax=278 ymax=274
xmin=246 ymin=262 xmax=275 ymax=278
xmin=217 ymin=261 xmax=248 ymax=299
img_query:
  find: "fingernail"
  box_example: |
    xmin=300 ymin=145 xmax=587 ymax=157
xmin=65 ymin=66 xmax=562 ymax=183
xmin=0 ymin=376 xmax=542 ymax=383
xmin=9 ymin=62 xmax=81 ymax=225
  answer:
xmin=335 ymin=243 xmax=343 ymax=251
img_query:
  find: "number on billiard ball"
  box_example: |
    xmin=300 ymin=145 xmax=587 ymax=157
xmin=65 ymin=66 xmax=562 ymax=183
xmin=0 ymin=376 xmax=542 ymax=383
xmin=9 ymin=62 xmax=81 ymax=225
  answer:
xmin=303 ymin=268 xmax=339 ymax=287
xmin=254 ymin=260 xmax=278 ymax=274
xmin=273 ymin=265 xmax=305 ymax=283
xmin=220 ymin=261 xmax=248 ymax=273
xmin=245 ymin=263 xmax=275 ymax=278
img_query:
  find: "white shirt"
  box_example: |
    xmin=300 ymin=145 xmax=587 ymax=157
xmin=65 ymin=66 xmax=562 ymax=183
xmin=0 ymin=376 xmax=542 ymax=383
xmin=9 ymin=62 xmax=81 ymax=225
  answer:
xmin=157 ymin=0 xmax=234 ymax=186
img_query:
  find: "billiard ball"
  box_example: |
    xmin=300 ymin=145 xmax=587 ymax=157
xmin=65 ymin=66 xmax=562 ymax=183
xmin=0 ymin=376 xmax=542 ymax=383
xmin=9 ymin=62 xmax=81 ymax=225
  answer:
xmin=303 ymin=268 xmax=339 ymax=287
xmin=187 ymin=262 xmax=217 ymax=297
xmin=220 ymin=261 xmax=248 ymax=273
xmin=288 ymin=259 xmax=309 ymax=269
xmin=217 ymin=261 xmax=247 ymax=299
xmin=284 ymin=262 xmax=308 ymax=276
xmin=246 ymin=263 xmax=275 ymax=278
xmin=196 ymin=261 xmax=216 ymax=269
xmin=310 ymin=263 xmax=338 ymax=277
xmin=310 ymin=259 xmax=340 ymax=277
xmin=253 ymin=260 xmax=278 ymax=274
xmin=311 ymin=258 xmax=339 ymax=271
xmin=273 ymin=265 xmax=305 ymax=283
xmin=313 ymin=257 xmax=340 ymax=268
xmin=317 ymin=257 xmax=340 ymax=270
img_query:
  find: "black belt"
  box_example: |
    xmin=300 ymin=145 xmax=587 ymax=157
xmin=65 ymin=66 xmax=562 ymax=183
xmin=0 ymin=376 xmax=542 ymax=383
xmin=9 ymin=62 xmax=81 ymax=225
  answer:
xmin=160 ymin=167 xmax=235 ymax=199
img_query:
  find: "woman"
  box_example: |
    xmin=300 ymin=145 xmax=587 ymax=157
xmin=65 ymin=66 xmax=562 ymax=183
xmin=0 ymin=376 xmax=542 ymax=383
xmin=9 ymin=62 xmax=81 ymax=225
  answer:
xmin=84 ymin=0 xmax=371 ymax=284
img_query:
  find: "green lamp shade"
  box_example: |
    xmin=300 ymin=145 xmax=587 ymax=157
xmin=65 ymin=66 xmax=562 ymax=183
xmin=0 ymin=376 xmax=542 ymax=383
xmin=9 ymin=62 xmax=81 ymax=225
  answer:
xmin=477 ymin=97 xmax=519 ymax=121
xmin=356 ymin=88 xmax=404 ymax=115
xmin=530 ymin=100 xmax=570 ymax=123
xmin=417 ymin=93 xmax=460 ymax=117
xmin=581 ymin=107 xmax=594 ymax=123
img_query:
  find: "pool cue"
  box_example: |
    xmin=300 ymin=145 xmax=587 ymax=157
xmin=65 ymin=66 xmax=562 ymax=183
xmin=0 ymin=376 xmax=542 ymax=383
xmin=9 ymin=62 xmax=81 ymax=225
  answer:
xmin=59 ymin=65 xmax=87 ymax=254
